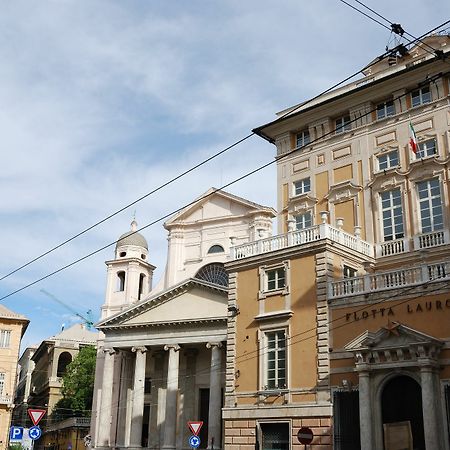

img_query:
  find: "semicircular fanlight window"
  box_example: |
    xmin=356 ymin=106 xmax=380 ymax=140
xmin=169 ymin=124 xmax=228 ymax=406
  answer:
xmin=195 ymin=263 xmax=228 ymax=287
xmin=208 ymin=244 xmax=225 ymax=254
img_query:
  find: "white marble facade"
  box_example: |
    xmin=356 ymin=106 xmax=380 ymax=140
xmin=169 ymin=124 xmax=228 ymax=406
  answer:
xmin=90 ymin=189 xmax=275 ymax=450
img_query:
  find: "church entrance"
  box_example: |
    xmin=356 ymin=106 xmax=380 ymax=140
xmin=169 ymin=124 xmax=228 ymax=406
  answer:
xmin=381 ymin=375 xmax=425 ymax=449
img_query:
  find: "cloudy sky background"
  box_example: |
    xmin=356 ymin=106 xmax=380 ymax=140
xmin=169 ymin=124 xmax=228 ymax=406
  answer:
xmin=0 ymin=0 xmax=447 ymax=347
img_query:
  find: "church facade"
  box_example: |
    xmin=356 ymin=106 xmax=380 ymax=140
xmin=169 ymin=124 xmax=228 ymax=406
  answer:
xmin=90 ymin=189 xmax=275 ymax=450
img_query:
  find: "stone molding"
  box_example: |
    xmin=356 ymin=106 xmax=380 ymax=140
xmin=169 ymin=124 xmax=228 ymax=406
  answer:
xmin=164 ymin=344 xmax=180 ymax=352
xmin=131 ymin=346 xmax=147 ymax=354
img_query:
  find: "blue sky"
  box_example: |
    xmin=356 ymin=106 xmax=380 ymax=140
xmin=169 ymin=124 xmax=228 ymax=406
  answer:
xmin=0 ymin=0 xmax=447 ymax=348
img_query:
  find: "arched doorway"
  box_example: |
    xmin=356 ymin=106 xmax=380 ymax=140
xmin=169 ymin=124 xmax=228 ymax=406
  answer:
xmin=57 ymin=352 xmax=72 ymax=377
xmin=381 ymin=375 xmax=425 ymax=449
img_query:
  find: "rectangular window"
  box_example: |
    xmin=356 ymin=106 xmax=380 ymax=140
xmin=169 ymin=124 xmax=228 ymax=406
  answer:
xmin=416 ymin=139 xmax=437 ymax=159
xmin=296 ymin=129 xmax=310 ymax=149
xmin=376 ymin=100 xmax=395 ymax=120
xmin=295 ymin=211 xmax=312 ymax=230
xmin=293 ymin=177 xmax=311 ymax=196
xmin=380 ymin=189 xmax=404 ymax=241
xmin=377 ymin=150 xmax=399 ymax=171
xmin=0 ymin=373 xmax=5 ymax=395
xmin=335 ymin=115 xmax=351 ymax=134
xmin=411 ymin=86 xmax=431 ymax=107
xmin=417 ymin=179 xmax=443 ymax=233
xmin=343 ymin=265 xmax=357 ymax=278
xmin=260 ymin=422 xmax=290 ymax=450
xmin=265 ymin=331 xmax=286 ymax=390
xmin=0 ymin=330 xmax=11 ymax=348
xmin=266 ymin=268 xmax=286 ymax=291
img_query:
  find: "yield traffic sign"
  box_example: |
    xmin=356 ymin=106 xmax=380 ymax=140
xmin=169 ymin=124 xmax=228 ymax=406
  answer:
xmin=28 ymin=409 xmax=46 ymax=426
xmin=187 ymin=421 xmax=203 ymax=436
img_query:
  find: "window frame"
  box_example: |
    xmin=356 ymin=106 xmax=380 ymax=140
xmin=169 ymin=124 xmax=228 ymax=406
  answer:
xmin=335 ymin=114 xmax=351 ymax=134
xmin=376 ymin=149 xmax=399 ymax=172
xmin=294 ymin=210 xmax=313 ymax=230
xmin=0 ymin=330 xmax=11 ymax=348
xmin=295 ymin=129 xmax=311 ymax=149
xmin=293 ymin=177 xmax=311 ymax=196
xmin=411 ymin=86 xmax=431 ymax=108
xmin=415 ymin=138 xmax=437 ymax=160
xmin=260 ymin=328 xmax=289 ymax=391
xmin=376 ymin=99 xmax=395 ymax=120
xmin=380 ymin=188 xmax=405 ymax=242
xmin=259 ymin=261 xmax=290 ymax=299
xmin=416 ymin=178 xmax=444 ymax=234
xmin=0 ymin=373 xmax=5 ymax=395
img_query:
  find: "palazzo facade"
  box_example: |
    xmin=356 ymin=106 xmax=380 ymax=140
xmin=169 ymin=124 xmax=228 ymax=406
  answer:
xmin=224 ymin=35 xmax=450 ymax=450
xmin=90 ymin=189 xmax=275 ymax=450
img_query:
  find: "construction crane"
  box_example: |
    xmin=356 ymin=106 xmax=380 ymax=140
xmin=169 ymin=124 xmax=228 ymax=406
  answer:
xmin=40 ymin=289 xmax=95 ymax=329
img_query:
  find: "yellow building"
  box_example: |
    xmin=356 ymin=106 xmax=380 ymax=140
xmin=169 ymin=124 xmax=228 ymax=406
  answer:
xmin=0 ymin=305 xmax=28 ymax=450
xmin=224 ymin=36 xmax=450 ymax=450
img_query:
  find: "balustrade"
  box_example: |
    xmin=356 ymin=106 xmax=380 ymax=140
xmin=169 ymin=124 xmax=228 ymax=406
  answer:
xmin=330 ymin=260 xmax=450 ymax=299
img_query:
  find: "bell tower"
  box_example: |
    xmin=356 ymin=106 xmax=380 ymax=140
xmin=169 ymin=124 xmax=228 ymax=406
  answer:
xmin=101 ymin=220 xmax=156 ymax=319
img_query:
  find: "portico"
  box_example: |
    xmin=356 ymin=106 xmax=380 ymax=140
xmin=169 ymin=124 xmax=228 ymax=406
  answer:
xmin=92 ymin=278 xmax=228 ymax=450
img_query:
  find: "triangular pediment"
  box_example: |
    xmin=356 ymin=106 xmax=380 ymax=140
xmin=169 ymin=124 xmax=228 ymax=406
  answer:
xmin=345 ymin=321 xmax=443 ymax=352
xmin=97 ymin=279 xmax=228 ymax=329
xmin=164 ymin=188 xmax=275 ymax=227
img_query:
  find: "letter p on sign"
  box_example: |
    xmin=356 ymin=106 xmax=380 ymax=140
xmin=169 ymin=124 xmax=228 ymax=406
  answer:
xmin=10 ymin=426 xmax=24 ymax=440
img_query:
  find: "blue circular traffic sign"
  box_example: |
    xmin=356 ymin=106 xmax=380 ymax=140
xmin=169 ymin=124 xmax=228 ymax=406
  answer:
xmin=29 ymin=426 xmax=42 ymax=440
xmin=189 ymin=435 xmax=200 ymax=448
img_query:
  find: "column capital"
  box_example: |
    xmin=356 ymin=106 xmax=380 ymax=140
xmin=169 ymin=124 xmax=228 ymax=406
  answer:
xmin=131 ymin=346 xmax=148 ymax=354
xmin=206 ymin=342 xmax=223 ymax=349
xmin=164 ymin=344 xmax=180 ymax=352
xmin=103 ymin=347 xmax=116 ymax=356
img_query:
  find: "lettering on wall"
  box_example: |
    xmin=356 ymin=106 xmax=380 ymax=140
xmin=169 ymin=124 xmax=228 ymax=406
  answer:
xmin=345 ymin=299 xmax=450 ymax=321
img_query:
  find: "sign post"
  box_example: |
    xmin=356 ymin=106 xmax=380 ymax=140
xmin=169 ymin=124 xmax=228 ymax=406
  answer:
xmin=187 ymin=421 xmax=203 ymax=449
xmin=297 ymin=427 xmax=314 ymax=449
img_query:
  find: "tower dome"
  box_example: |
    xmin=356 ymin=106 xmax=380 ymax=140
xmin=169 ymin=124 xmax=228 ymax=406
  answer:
xmin=115 ymin=220 xmax=149 ymax=260
xmin=116 ymin=220 xmax=148 ymax=250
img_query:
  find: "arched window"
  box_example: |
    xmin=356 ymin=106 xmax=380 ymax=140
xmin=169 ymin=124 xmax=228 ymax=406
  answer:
xmin=117 ymin=271 xmax=126 ymax=291
xmin=195 ymin=263 xmax=228 ymax=287
xmin=138 ymin=273 xmax=146 ymax=300
xmin=207 ymin=244 xmax=224 ymax=254
xmin=57 ymin=352 xmax=72 ymax=377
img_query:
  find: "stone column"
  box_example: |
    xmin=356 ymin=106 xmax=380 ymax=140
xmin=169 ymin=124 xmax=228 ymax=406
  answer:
xmin=97 ymin=348 xmax=116 ymax=447
xmin=162 ymin=344 xmax=180 ymax=450
xmin=358 ymin=370 xmax=373 ymax=450
xmin=420 ymin=365 xmax=442 ymax=449
xmin=130 ymin=346 xmax=147 ymax=448
xmin=207 ymin=342 xmax=223 ymax=450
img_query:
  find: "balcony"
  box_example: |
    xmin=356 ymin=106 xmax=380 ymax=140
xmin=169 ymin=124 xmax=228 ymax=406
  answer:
xmin=329 ymin=261 xmax=450 ymax=299
xmin=375 ymin=231 xmax=449 ymax=257
xmin=231 ymin=223 xmax=373 ymax=260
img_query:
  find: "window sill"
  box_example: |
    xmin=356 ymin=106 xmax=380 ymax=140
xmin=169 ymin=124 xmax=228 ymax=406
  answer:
xmin=258 ymin=287 xmax=289 ymax=300
xmin=409 ymin=154 xmax=438 ymax=164
xmin=258 ymin=388 xmax=289 ymax=397
xmin=255 ymin=310 xmax=293 ymax=321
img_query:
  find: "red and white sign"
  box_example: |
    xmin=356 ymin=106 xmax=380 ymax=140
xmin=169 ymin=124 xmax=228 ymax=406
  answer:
xmin=188 ymin=421 xmax=203 ymax=436
xmin=297 ymin=427 xmax=314 ymax=445
xmin=28 ymin=409 xmax=46 ymax=426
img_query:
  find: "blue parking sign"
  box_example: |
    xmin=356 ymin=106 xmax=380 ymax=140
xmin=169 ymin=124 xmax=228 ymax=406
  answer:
xmin=10 ymin=426 xmax=24 ymax=440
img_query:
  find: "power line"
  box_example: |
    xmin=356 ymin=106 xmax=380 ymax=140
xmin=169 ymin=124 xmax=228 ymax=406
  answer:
xmin=338 ymin=0 xmax=450 ymax=63
xmin=2 ymin=19 xmax=445 ymax=283
xmin=0 ymin=68 xmax=446 ymax=303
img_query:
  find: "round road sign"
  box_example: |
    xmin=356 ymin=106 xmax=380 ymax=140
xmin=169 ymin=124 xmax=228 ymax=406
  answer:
xmin=297 ymin=426 xmax=314 ymax=444
xmin=29 ymin=426 xmax=42 ymax=441
xmin=188 ymin=435 xmax=201 ymax=448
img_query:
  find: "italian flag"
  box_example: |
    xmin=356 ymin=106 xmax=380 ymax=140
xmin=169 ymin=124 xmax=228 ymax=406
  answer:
xmin=409 ymin=122 xmax=418 ymax=153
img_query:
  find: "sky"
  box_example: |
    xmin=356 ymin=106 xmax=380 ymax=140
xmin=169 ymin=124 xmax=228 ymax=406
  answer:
xmin=0 ymin=0 xmax=447 ymax=349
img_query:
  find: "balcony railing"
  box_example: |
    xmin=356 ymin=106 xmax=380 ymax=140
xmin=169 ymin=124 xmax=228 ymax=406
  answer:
xmin=231 ymin=224 xmax=373 ymax=260
xmin=376 ymin=231 xmax=449 ymax=257
xmin=329 ymin=261 xmax=450 ymax=299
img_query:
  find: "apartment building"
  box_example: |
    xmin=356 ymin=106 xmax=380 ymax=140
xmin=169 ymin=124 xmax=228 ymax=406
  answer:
xmin=224 ymin=35 xmax=450 ymax=450
xmin=0 ymin=305 xmax=28 ymax=450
